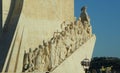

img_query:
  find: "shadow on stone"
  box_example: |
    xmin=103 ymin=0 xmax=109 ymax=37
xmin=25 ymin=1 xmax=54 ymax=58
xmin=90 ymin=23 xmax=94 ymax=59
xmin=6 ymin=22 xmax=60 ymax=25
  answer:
xmin=0 ymin=0 xmax=24 ymax=71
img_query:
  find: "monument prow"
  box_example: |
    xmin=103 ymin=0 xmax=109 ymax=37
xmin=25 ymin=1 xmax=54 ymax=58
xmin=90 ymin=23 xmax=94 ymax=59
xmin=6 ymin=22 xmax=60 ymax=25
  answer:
xmin=51 ymin=35 xmax=96 ymax=73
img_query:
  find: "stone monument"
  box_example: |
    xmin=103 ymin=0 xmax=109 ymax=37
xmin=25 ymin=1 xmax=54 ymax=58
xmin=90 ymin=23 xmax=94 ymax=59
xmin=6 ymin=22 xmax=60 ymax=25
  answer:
xmin=0 ymin=0 xmax=96 ymax=73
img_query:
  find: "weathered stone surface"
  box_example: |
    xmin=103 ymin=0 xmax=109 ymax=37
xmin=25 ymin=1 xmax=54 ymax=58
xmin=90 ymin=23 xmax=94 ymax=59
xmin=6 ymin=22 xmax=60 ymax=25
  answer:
xmin=1 ymin=0 xmax=96 ymax=72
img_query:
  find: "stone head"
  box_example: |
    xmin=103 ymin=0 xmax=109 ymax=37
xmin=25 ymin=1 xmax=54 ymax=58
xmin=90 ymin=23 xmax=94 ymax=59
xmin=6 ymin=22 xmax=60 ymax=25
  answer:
xmin=81 ymin=6 xmax=87 ymax=12
xmin=39 ymin=45 xmax=43 ymax=49
xmin=65 ymin=27 xmax=68 ymax=31
xmin=43 ymin=40 xmax=48 ymax=47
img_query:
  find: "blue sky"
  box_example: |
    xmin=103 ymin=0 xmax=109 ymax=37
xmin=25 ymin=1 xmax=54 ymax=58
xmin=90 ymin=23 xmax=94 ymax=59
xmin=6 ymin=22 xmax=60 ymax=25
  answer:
xmin=74 ymin=0 xmax=120 ymax=58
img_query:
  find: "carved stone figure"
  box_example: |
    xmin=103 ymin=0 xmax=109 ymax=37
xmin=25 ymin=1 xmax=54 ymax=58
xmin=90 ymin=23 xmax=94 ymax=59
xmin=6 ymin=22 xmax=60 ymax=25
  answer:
xmin=80 ymin=6 xmax=90 ymax=25
xmin=23 ymin=50 xmax=29 ymax=72
xmin=50 ymin=41 xmax=56 ymax=69
xmin=35 ymin=49 xmax=45 ymax=72
xmin=33 ymin=48 xmax=39 ymax=65
xmin=50 ymin=33 xmax=57 ymax=69
xmin=64 ymin=26 xmax=70 ymax=37
xmin=69 ymin=23 xmax=75 ymax=41
xmin=43 ymin=42 xmax=51 ymax=71
xmin=61 ymin=21 xmax=66 ymax=31
xmin=83 ymin=20 xmax=92 ymax=39
xmin=87 ymin=25 xmax=92 ymax=38
xmin=60 ymin=31 xmax=66 ymax=37
xmin=28 ymin=48 xmax=34 ymax=64
xmin=27 ymin=48 xmax=35 ymax=72
xmin=54 ymin=34 xmax=61 ymax=67
xmin=58 ymin=35 xmax=67 ymax=62
xmin=33 ymin=48 xmax=39 ymax=57
xmin=34 ymin=50 xmax=41 ymax=70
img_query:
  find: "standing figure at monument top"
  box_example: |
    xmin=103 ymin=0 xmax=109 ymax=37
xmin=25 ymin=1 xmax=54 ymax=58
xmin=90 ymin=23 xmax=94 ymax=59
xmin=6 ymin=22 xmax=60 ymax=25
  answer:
xmin=80 ymin=6 xmax=90 ymax=24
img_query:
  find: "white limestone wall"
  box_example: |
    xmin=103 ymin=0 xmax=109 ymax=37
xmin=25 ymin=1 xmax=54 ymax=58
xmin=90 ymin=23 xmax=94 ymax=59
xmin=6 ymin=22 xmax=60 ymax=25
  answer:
xmin=51 ymin=35 xmax=96 ymax=73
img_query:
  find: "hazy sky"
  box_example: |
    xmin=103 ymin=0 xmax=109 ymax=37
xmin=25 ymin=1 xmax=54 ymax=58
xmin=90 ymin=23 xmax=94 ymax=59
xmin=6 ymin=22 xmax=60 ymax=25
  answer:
xmin=74 ymin=0 xmax=120 ymax=58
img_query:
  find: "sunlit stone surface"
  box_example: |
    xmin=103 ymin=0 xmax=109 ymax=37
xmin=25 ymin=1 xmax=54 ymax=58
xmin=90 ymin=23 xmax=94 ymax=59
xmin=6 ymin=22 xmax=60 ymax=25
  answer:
xmin=1 ymin=0 xmax=96 ymax=73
